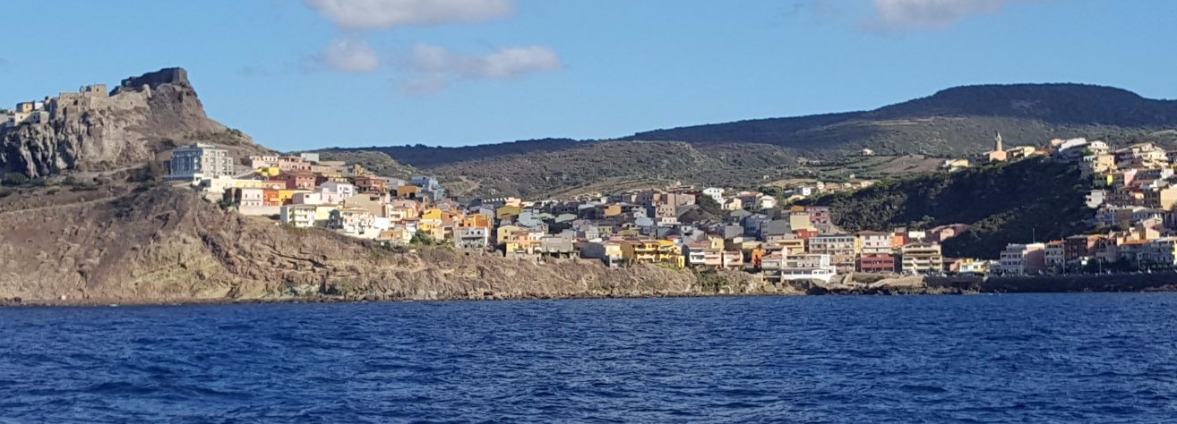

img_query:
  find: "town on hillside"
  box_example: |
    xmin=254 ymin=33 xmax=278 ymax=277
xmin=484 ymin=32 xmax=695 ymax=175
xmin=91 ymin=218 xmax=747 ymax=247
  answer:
xmin=167 ymin=131 xmax=1177 ymax=285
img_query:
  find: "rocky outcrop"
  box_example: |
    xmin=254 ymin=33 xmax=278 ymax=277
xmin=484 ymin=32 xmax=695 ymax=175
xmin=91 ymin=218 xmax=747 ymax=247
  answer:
xmin=0 ymin=187 xmax=792 ymax=304
xmin=0 ymin=67 xmax=269 ymax=179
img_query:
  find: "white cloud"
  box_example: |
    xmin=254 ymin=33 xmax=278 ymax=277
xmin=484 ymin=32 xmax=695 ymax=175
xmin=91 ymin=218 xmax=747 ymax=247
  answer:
xmin=400 ymin=43 xmax=562 ymax=94
xmin=870 ymin=0 xmax=1022 ymax=29
xmin=305 ymin=0 xmax=513 ymax=29
xmin=320 ymin=39 xmax=379 ymax=72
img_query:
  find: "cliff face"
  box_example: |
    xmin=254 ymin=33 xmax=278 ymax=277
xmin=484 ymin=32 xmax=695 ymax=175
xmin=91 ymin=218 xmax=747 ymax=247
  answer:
xmin=0 ymin=67 xmax=266 ymax=178
xmin=0 ymin=187 xmax=781 ymax=304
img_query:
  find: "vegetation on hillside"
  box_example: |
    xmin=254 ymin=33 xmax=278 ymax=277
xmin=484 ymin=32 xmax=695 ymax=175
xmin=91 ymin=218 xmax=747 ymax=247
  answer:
xmin=419 ymin=141 xmax=805 ymax=198
xmin=628 ymin=84 xmax=1177 ymax=154
xmin=315 ymin=150 xmax=417 ymax=180
xmin=324 ymin=84 xmax=1177 ymax=198
xmin=801 ymin=158 xmax=1095 ymax=259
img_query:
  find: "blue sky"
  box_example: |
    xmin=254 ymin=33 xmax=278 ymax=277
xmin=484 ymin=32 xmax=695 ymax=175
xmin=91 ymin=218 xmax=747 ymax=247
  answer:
xmin=1 ymin=0 xmax=1175 ymax=151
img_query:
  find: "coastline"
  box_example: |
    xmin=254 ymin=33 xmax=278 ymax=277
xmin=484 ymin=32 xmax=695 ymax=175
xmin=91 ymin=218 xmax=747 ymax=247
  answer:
xmin=6 ymin=273 xmax=1177 ymax=307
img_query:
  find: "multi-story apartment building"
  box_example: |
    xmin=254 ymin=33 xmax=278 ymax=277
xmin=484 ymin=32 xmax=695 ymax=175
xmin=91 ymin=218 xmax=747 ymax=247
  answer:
xmin=900 ymin=243 xmax=943 ymax=275
xmin=995 ymin=243 xmax=1046 ymax=275
xmin=168 ymin=142 xmax=234 ymax=179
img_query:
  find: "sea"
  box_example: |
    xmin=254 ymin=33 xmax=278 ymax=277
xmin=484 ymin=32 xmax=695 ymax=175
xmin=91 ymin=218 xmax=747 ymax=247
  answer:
xmin=1 ymin=293 xmax=1175 ymax=423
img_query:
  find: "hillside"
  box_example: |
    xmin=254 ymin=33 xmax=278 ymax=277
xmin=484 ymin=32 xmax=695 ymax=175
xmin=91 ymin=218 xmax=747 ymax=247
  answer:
xmin=0 ymin=185 xmax=774 ymax=304
xmin=799 ymin=158 xmax=1095 ymax=259
xmin=427 ymin=141 xmax=808 ymax=198
xmin=328 ymin=83 xmax=1177 ymax=197
xmin=0 ymin=68 xmax=272 ymax=179
xmin=629 ymin=83 xmax=1177 ymax=154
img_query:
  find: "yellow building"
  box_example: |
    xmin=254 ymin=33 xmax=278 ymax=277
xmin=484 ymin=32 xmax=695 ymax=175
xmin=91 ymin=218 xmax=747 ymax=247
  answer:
xmin=656 ymin=239 xmax=685 ymax=268
xmin=231 ymin=179 xmax=266 ymax=189
xmin=396 ymin=185 xmax=420 ymax=198
xmin=257 ymin=166 xmax=281 ymax=177
xmin=706 ymin=235 xmax=725 ymax=250
xmin=773 ymin=238 xmax=806 ymax=255
xmin=496 ymin=225 xmax=523 ymax=244
xmin=421 ymin=208 xmax=444 ymax=220
xmin=276 ymin=189 xmax=309 ymax=205
xmin=496 ymin=205 xmax=522 ymax=220
xmin=601 ymin=204 xmax=622 ymax=217
xmin=620 ymin=239 xmax=660 ymax=263
xmin=462 ymin=214 xmax=491 ymax=228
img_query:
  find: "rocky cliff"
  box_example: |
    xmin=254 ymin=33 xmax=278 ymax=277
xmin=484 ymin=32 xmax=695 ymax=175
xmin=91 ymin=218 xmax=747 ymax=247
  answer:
xmin=0 ymin=186 xmax=783 ymax=304
xmin=0 ymin=67 xmax=269 ymax=179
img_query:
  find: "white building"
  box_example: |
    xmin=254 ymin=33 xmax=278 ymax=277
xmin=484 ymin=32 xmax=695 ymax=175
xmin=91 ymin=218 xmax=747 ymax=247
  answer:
xmin=169 ymin=143 xmax=235 ymax=179
xmin=456 ymin=227 xmax=490 ymax=250
xmin=702 ymin=187 xmax=725 ymax=204
xmin=1141 ymin=238 xmax=1177 ymax=267
xmin=762 ymin=253 xmax=836 ymax=283
xmin=1045 ymin=242 xmax=1066 ymax=272
xmin=900 ymin=243 xmax=943 ymax=275
xmin=319 ymin=181 xmax=356 ymax=199
xmin=280 ymin=205 xmax=318 ymax=228
xmin=996 ymin=243 xmax=1046 ymax=275
xmin=856 ymin=231 xmax=891 ymax=255
xmin=238 ymin=187 xmax=264 ymax=207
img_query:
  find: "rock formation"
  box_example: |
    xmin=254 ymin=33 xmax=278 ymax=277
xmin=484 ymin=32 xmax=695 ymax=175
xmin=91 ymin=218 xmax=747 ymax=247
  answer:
xmin=0 ymin=67 xmax=269 ymax=179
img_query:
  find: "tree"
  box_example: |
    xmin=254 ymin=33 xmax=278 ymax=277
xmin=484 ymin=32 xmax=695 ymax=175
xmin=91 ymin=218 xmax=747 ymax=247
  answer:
xmin=699 ymin=196 xmax=722 ymax=216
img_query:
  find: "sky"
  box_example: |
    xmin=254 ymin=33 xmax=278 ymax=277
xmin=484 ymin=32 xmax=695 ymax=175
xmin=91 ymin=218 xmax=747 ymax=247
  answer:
xmin=1 ymin=0 xmax=1176 ymax=151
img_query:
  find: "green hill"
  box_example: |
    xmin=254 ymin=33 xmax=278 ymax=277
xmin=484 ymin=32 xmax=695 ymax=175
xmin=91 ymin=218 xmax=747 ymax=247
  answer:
xmin=799 ymin=158 xmax=1095 ymax=259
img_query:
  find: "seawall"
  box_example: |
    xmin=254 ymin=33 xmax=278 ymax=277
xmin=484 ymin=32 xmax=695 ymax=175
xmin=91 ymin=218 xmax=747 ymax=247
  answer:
xmin=927 ymin=273 xmax=1177 ymax=293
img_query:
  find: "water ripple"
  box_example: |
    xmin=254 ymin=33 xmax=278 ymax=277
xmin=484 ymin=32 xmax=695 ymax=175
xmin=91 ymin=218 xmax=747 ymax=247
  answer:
xmin=1 ymin=294 xmax=1176 ymax=423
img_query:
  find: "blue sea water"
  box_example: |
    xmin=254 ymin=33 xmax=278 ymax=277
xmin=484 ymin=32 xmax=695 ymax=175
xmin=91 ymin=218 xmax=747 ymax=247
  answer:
xmin=1 ymin=294 xmax=1176 ymax=423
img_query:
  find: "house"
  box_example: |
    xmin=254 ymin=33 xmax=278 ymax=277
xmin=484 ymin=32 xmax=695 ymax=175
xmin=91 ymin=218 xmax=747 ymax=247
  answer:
xmin=620 ymin=239 xmax=660 ymax=264
xmin=808 ymin=234 xmax=855 ymax=255
xmin=953 ymin=258 xmax=991 ymax=275
xmin=329 ymin=207 xmax=385 ymax=238
xmin=742 ymin=214 xmax=771 ymax=237
xmin=456 ymin=227 xmax=490 ymax=250
xmin=280 ymin=204 xmax=336 ymax=228
xmin=855 ymin=231 xmax=891 ymax=255
xmin=995 ymin=243 xmax=1046 ymax=275
xmin=788 ymin=211 xmax=813 ymax=232
xmin=1143 ymin=186 xmax=1177 ymax=210
xmin=1064 ymin=235 xmax=1100 ymax=262
xmin=410 ymin=175 xmax=446 ymax=200
xmin=319 ymin=182 xmax=356 ymax=199
xmin=168 ymin=143 xmax=235 ymax=179
xmin=277 ymin=171 xmax=316 ymax=190
xmin=942 ymin=159 xmax=970 ymax=172
xmin=1045 ymin=240 xmax=1066 ymax=273
xmin=237 ymin=187 xmax=264 ymax=207
xmin=804 ymin=206 xmax=831 ymax=225
xmin=761 ymin=253 xmax=836 ymax=283
xmin=395 ymin=184 xmax=421 ymax=199
xmin=857 ymin=254 xmax=896 ymax=273
xmin=759 ymin=220 xmax=792 ymax=240
xmin=808 ymin=234 xmax=856 ymax=274
xmin=723 ymin=198 xmax=743 ymax=211
xmin=1140 ymin=237 xmax=1177 ymax=267
xmin=900 ymin=243 xmax=943 ymax=275
xmin=353 ymin=176 xmax=389 ymax=194
xmin=580 ymin=241 xmax=624 ymax=265
xmin=538 ymin=235 xmax=576 ymax=258
xmin=277 ymin=156 xmax=311 ymax=172
xmin=702 ymin=187 xmax=725 ymax=204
